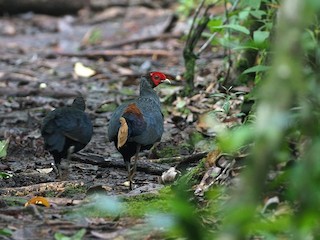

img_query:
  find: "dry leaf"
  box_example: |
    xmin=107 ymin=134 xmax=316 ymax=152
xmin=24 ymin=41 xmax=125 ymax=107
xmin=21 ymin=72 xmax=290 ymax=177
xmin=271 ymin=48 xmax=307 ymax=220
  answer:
xmin=196 ymin=111 xmax=226 ymax=136
xmin=74 ymin=62 xmax=96 ymax=77
xmin=25 ymin=196 xmax=50 ymax=207
xmin=205 ymin=149 xmax=222 ymax=168
xmin=36 ymin=168 xmax=53 ymax=174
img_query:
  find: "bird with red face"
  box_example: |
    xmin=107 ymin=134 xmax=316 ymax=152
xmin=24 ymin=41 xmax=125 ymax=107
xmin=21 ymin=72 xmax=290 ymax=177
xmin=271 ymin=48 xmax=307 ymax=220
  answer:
xmin=108 ymin=72 xmax=171 ymax=189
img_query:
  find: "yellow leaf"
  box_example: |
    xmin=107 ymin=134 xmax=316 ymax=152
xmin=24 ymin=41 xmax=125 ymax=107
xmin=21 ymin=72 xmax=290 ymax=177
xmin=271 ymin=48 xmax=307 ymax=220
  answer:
xmin=25 ymin=196 xmax=50 ymax=207
xmin=74 ymin=62 xmax=96 ymax=77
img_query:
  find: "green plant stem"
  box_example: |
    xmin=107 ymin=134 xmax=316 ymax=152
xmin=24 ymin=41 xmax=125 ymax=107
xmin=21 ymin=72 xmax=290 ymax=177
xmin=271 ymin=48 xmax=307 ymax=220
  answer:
xmin=182 ymin=0 xmax=211 ymax=96
xmin=220 ymin=0 xmax=315 ymax=238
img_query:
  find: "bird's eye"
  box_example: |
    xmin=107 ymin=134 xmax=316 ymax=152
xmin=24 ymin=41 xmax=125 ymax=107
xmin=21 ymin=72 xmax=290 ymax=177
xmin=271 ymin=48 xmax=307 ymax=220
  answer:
xmin=154 ymin=75 xmax=159 ymax=80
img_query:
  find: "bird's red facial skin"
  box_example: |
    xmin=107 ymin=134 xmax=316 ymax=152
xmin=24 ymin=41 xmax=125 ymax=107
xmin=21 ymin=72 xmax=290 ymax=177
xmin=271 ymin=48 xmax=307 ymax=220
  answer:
xmin=150 ymin=72 xmax=167 ymax=86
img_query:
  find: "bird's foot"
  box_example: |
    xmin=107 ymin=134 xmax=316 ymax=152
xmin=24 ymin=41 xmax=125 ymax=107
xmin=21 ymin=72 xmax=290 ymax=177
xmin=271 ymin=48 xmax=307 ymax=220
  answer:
xmin=129 ymin=180 xmax=134 ymax=190
xmin=59 ymin=161 xmax=69 ymax=181
xmin=52 ymin=163 xmax=60 ymax=178
xmin=52 ymin=162 xmax=69 ymax=180
xmin=128 ymin=172 xmax=135 ymax=190
xmin=67 ymin=146 xmax=75 ymax=161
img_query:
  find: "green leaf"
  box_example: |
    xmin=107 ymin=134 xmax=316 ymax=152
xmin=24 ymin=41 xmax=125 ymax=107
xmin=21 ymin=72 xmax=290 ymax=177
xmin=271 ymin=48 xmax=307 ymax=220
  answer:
xmin=0 ymin=228 xmax=12 ymax=237
xmin=211 ymin=24 xmax=250 ymax=35
xmin=0 ymin=139 xmax=9 ymax=159
xmin=240 ymin=0 xmax=261 ymax=9
xmin=243 ymin=65 xmax=271 ymax=74
xmin=253 ymin=31 xmax=270 ymax=43
xmin=250 ymin=10 xmax=267 ymax=19
xmin=0 ymin=172 xmax=13 ymax=179
xmin=71 ymin=229 xmax=86 ymax=240
xmin=54 ymin=229 xmax=86 ymax=240
xmin=218 ymin=125 xmax=253 ymax=153
xmin=97 ymin=103 xmax=117 ymax=113
xmin=222 ymin=100 xmax=231 ymax=114
xmin=54 ymin=232 xmax=70 ymax=240
xmin=208 ymin=19 xmax=223 ymax=28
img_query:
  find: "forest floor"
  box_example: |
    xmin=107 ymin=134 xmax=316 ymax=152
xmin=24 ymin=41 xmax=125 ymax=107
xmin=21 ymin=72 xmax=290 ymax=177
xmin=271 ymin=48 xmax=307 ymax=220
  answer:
xmin=0 ymin=3 xmax=244 ymax=239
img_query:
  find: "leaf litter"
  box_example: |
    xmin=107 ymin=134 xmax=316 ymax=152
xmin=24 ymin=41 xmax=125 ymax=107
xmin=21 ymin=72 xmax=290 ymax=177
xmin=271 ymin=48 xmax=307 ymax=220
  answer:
xmin=0 ymin=2 xmax=248 ymax=239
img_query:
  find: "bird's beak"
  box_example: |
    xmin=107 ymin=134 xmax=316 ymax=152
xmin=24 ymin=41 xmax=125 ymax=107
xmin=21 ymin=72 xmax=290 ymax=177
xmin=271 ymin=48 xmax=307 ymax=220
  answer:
xmin=162 ymin=79 xmax=171 ymax=84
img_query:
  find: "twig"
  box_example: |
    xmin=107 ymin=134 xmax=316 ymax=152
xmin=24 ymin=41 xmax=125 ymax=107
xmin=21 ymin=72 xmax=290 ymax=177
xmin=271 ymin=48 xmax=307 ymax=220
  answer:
xmin=149 ymin=152 xmax=208 ymax=165
xmin=186 ymin=0 xmax=206 ymax=48
xmin=26 ymin=204 xmax=44 ymax=220
xmin=100 ymin=33 xmax=182 ymax=49
xmin=0 ymin=180 xmax=85 ymax=196
xmin=72 ymin=153 xmax=170 ymax=175
xmin=0 ymin=87 xmax=80 ymax=98
xmin=183 ymin=0 xmax=214 ymax=95
xmin=53 ymin=49 xmax=174 ymax=59
xmin=223 ymin=0 xmax=232 ymax=83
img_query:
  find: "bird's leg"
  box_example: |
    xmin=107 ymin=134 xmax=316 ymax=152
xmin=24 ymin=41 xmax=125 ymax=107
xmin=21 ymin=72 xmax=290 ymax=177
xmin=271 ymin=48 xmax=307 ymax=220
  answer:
xmin=128 ymin=144 xmax=141 ymax=189
xmin=125 ymin=161 xmax=133 ymax=190
xmin=52 ymin=162 xmax=61 ymax=178
xmin=52 ymin=155 xmax=62 ymax=178
xmin=67 ymin=145 xmax=75 ymax=161
xmin=60 ymin=146 xmax=75 ymax=180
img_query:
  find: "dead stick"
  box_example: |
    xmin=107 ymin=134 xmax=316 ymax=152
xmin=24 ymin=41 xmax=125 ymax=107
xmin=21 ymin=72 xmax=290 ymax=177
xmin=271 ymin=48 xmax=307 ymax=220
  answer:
xmin=149 ymin=152 xmax=208 ymax=164
xmin=100 ymin=33 xmax=182 ymax=49
xmin=0 ymin=87 xmax=79 ymax=98
xmin=53 ymin=49 xmax=174 ymax=59
xmin=72 ymin=153 xmax=170 ymax=175
xmin=0 ymin=180 xmax=85 ymax=196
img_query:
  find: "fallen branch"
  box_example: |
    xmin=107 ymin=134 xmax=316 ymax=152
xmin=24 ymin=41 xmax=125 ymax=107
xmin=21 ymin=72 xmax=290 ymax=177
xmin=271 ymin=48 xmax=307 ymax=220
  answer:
xmin=72 ymin=153 xmax=170 ymax=175
xmin=0 ymin=180 xmax=85 ymax=196
xmin=0 ymin=87 xmax=79 ymax=98
xmin=52 ymin=49 xmax=174 ymax=59
xmin=149 ymin=151 xmax=208 ymax=165
xmin=99 ymin=33 xmax=182 ymax=49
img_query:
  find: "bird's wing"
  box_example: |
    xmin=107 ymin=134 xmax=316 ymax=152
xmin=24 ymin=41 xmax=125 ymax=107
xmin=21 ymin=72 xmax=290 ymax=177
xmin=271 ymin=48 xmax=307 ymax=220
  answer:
xmin=41 ymin=111 xmax=66 ymax=152
xmin=54 ymin=110 xmax=93 ymax=144
xmin=131 ymin=98 xmax=164 ymax=145
xmin=107 ymin=103 xmax=129 ymax=141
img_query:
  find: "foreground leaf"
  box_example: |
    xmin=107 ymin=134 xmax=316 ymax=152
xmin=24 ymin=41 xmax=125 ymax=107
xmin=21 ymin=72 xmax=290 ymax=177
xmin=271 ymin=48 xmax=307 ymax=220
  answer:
xmin=0 ymin=139 xmax=9 ymax=159
xmin=54 ymin=229 xmax=86 ymax=240
xmin=0 ymin=228 xmax=12 ymax=237
xmin=211 ymin=24 xmax=250 ymax=35
xmin=0 ymin=172 xmax=13 ymax=179
xmin=243 ymin=65 xmax=271 ymax=74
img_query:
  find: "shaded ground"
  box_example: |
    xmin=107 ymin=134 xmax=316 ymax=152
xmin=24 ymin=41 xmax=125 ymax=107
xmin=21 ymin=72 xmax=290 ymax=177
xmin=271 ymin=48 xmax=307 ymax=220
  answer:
xmin=0 ymin=4 xmax=184 ymax=190
xmin=0 ymin=3 xmax=233 ymax=239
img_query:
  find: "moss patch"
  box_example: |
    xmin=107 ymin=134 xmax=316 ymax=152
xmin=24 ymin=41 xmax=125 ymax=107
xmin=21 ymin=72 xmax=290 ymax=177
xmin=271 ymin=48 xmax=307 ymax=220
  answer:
xmin=123 ymin=186 xmax=173 ymax=217
xmin=96 ymin=102 xmax=117 ymax=113
xmin=0 ymin=196 xmax=26 ymax=207
xmin=60 ymin=185 xmax=87 ymax=198
xmin=158 ymin=145 xmax=180 ymax=158
xmin=176 ymin=159 xmax=206 ymax=187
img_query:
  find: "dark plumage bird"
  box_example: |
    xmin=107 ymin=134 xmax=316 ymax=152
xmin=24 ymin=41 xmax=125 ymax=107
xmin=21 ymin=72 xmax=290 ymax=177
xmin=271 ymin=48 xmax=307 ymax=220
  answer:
xmin=108 ymin=72 xmax=170 ymax=189
xmin=41 ymin=96 xmax=93 ymax=178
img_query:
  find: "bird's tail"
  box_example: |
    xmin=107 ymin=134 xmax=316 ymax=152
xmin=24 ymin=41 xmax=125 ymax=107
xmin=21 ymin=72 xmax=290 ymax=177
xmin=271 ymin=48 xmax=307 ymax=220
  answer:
xmin=117 ymin=117 xmax=128 ymax=149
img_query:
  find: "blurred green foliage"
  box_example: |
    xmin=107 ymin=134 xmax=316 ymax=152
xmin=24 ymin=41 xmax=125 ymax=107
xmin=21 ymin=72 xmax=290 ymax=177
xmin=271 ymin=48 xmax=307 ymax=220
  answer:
xmin=56 ymin=1 xmax=320 ymax=239
xmin=0 ymin=228 xmax=12 ymax=238
xmin=0 ymin=139 xmax=9 ymax=159
xmin=165 ymin=0 xmax=320 ymax=239
xmin=54 ymin=229 xmax=86 ymax=240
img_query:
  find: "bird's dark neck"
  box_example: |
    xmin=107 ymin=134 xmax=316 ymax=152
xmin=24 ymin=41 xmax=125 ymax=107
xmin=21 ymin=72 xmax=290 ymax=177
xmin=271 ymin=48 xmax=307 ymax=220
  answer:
xmin=139 ymin=78 xmax=160 ymax=104
xmin=72 ymin=96 xmax=86 ymax=111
